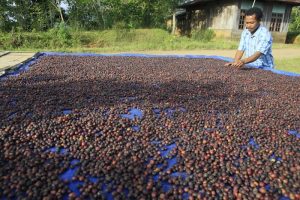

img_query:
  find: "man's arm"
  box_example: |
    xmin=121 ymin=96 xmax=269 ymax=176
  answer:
xmin=227 ymin=51 xmax=263 ymax=68
xmin=234 ymin=50 xmax=244 ymax=62
xmin=224 ymin=29 xmax=247 ymax=67
xmin=241 ymin=51 xmax=262 ymax=64
xmin=231 ymin=51 xmax=262 ymax=68
xmin=224 ymin=50 xmax=244 ymax=67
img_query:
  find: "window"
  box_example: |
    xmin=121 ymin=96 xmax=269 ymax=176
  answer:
xmin=239 ymin=0 xmax=263 ymax=30
xmin=239 ymin=9 xmax=246 ymax=29
xmin=269 ymin=13 xmax=283 ymax=32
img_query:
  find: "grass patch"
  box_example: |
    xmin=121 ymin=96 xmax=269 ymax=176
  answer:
xmin=273 ymin=43 xmax=300 ymax=49
xmin=275 ymin=57 xmax=300 ymax=74
xmin=2 ymin=28 xmax=299 ymax=52
xmin=0 ymin=29 xmax=238 ymax=52
xmin=1 ymin=28 xmax=299 ymax=74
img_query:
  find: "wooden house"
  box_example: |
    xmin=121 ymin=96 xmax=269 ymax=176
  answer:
xmin=176 ymin=0 xmax=300 ymax=42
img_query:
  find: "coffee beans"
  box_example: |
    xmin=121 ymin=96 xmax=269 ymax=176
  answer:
xmin=0 ymin=55 xmax=299 ymax=199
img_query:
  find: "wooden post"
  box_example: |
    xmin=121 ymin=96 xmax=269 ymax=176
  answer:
xmin=172 ymin=12 xmax=176 ymax=35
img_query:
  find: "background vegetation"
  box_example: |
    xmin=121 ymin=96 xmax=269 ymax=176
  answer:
xmin=287 ymin=6 xmax=300 ymax=44
xmin=0 ymin=29 xmax=234 ymax=51
xmin=0 ymin=1 xmax=300 ymax=73
xmin=0 ymin=0 xmax=179 ymax=32
xmin=289 ymin=6 xmax=300 ymax=32
xmin=1 ymin=1 xmax=300 ymax=49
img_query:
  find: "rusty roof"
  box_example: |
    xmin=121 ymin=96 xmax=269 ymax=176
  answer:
xmin=265 ymin=0 xmax=300 ymax=4
xmin=179 ymin=0 xmax=300 ymax=7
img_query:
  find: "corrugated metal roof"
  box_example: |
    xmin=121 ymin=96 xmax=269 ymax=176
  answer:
xmin=175 ymin=8 xmax=186 ymax=16
xmin=266 ymin=0 xmax=300 ymax=4
xmin=179 ymin=0 xmax=300 ymax=7
xmin=179 ymin=0 xmax=213 ymax=7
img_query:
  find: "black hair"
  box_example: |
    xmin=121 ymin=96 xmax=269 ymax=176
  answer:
xmin=245 ymin=7 xmax=263 ymax=21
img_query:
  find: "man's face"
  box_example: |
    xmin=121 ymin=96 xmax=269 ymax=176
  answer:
xmin=245 ymin=14 xmax=260 ymax=33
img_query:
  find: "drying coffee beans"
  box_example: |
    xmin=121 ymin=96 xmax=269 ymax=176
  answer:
xmin=0 ymin=55 xmax=299 ymax=199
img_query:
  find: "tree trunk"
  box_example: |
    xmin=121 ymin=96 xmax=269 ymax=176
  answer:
xmin=172 ymin=12 xmax=176 ymax=35
xmin=50 ymin=0 xmax=64 ymax=23
xmin=59 ymin=7 xmax=65 ymax=23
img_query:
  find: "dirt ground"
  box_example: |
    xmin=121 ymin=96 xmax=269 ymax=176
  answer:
xmin=0 ymin=52 xmax=36 ymax=72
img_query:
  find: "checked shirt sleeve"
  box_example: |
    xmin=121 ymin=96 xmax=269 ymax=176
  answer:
xmin=256 ymin=31 xmax=272 ymax=55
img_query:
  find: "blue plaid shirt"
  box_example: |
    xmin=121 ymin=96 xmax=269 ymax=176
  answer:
xmin=238 ymin=25 xmax=274 ymax=68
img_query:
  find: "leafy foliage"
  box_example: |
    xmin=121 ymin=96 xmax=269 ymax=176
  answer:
xmin=49 ymin=22 xmax=72 ymax=47
xmin=0 ymin=28 xmax=240 ymax=51
xmin=289 ymin=6 xmax=300 ymax=32
xmin=191 ymin=29 xmax=216 ymax=42
xmin=0 ymin=0 xmax=180 ymax=32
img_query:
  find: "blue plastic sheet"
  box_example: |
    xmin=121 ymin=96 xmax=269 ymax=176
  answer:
xmin=68 ymin=181 xmax=84 ymax=196
xmin=7 ymin=112 xmax=17 ymax=120
xmin=45 ymin=147 xmax=68 ymax=155
xmin=160 ymin=143 xmax=176 ymax=157
xmin=120 ymin=108 xmax=143 ymax=120
xmin=164 ymin=157 xmax=177 ymax=172
xmin=1 ymin=52 xmax=299 ymax=200
xmin=161 ymin=181 xmax=173 ymax=192
xmin=42 ymin=52 xmax=300 ymax=77
xmin=55 ymin=150 xmax=115 ymax=199
xmin=152 ymin=107 xmax=187 ymax=118
xmin=70 ymin=159 xmax=80 ymax=166
xmin=63 ymin=109 xmax=72 ymax=115
xmin=88 ymin=177 xmax=99 ymax=184
xmin=0 ymin=53 xmax=41 ymax=80
xmin=45 ymin=135 xmax=182 ymax=199
xmin=38 ymin=52 xmax=300 ymax=76
xmin=269 ymin=153 xmax=282 ymax=162
xmin=280 ymin=196 xmax=291 ymax=200
xmin=132 ymin=125 xmax=140 ymax=131
xmin=120 ymin=96 xmax=137 ymax=102
xmin=183 ymin=192 xmax=189 ymax=200
xmin=248 ymin=137 xmax=260 ymax=150
xmin=171 ymin=172 xmax=187 ymax=179
xmin=101 ymin=183 xmax=114 ymax=200
xmin=1 ymin=52 xmax=299 ymax=80
xmin=60 ymin=167 xmax=79 ymax=182
xmin=265 ymin=184 xmax=271 ymax=191
xmin=288 ymin=130 xmax=300 ymax=138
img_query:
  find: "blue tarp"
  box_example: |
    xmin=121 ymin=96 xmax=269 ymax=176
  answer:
xmin=43 ymin=52 xmax=300 ymax=77
xmin=1 ymin=52 xmax=299 ymax=80
xmin=1 ymin=52 xmax=298 ymax=200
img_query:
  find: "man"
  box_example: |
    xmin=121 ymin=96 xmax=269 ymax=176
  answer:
xmin=225 ymin=7 xmax=274 ymax=68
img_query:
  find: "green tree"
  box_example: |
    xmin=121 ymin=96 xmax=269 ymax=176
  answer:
xmin=1 ymin=0 xmax=182 ymax=31
xmin=0 ymin=1 xmax=12 ymax=31
xmin=148 ymin=0 xmax=180 ymax=28
xmin=1 ymin=0 xmax=68 ymax=32
xmin=289 ymin=6 xmax=300 ymax=32
xmin=67 ymin=0 xmax=115 ymax=30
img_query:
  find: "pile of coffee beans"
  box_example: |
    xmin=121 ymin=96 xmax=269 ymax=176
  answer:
xmin=0 ymin=55 xmax=299 ymax=199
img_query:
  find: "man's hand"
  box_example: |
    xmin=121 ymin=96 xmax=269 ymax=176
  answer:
xmin=232 ymin=60 xmax=245 ymax=68
xmin=224 ymin=62 xmax=233 ymax=67
xmin=224 ymin=60 xmax=245 ymax=68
